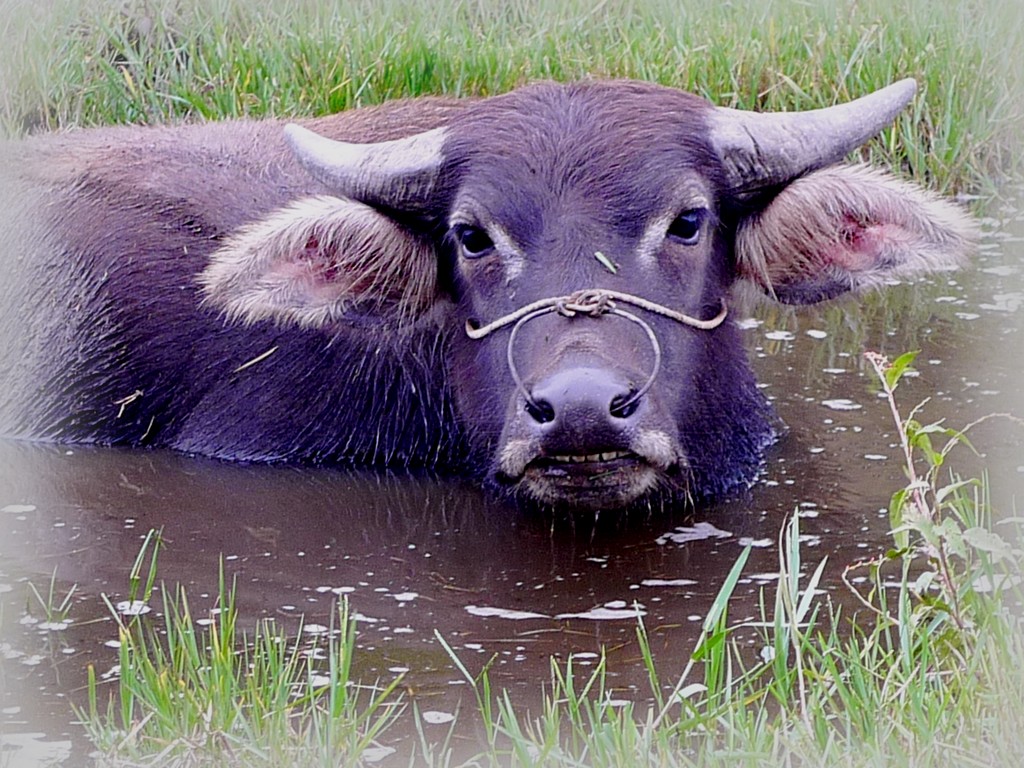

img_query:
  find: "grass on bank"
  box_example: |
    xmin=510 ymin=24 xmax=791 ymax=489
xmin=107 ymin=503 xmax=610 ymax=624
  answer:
xmin=76 ymin=351 xmax=1024 ymax=767
xmin=81 ymin=586 xmax=403 ymax=766
xmin=1 ymin=0 xmax=1022 ymax=193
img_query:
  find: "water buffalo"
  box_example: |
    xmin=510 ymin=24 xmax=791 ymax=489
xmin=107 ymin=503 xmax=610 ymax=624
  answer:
xmin=0 ymin=79 xmax=975 ymax=510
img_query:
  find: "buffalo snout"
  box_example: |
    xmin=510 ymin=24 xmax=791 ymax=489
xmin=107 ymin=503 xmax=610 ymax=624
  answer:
xmin=525 ymin=366 xmax=642 ymax=451
xmin=494 ymin=313 xmax=683 ymax=510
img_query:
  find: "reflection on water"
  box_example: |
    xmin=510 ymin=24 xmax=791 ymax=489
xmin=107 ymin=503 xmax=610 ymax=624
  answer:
xmin=2 ymin=196 xmax=1023 ymax=763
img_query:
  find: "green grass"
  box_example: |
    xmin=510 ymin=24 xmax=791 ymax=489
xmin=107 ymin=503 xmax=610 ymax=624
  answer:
xmin=26 ymin=566 xmax=77 ymax=627
xmin=72 ymin=351 xmax=1024 ymax=767
xmin=79 ymin=545 xmax=404 ymax=767
xmin=2 ymin=0 xmax=1022 ymax=192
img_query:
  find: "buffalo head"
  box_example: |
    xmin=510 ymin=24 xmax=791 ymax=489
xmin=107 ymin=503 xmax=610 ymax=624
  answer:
xmin=200 ymin=79 xmax=974 ymax=510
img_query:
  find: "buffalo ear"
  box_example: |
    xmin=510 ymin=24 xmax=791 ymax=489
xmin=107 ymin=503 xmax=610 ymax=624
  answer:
xmin=200 ymin=195 xmax=438 ymax=329
xmin=735 ymin=165 xmax=977 ymax=304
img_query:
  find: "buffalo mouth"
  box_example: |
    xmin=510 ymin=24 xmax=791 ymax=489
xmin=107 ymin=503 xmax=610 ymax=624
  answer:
xmin=517 ymin=450 xmax=661 ymax=509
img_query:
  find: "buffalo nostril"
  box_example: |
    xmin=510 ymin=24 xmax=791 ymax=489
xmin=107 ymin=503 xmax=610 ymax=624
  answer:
xmin=525 ymin=398 xmax=555 ymax=424
xmin=609 ymin=391 xmax=640 ymax=419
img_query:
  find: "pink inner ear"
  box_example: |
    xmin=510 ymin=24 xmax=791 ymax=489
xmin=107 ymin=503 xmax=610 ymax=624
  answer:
xmin=834 ymin=216 xmax=911 ymax=272
xmin=262 ymin=234 xmax=350 ymax=304
xmin=299 ymin=234 xmax=342 ymax=284
xmin=267 ymin=233 xmax=385 ymax=305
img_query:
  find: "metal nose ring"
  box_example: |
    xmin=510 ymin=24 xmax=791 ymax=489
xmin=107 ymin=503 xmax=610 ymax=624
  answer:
xmin=504 ymin=305 xmax=662 ymax=417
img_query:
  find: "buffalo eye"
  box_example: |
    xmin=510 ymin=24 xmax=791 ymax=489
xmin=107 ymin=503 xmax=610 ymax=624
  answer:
xmin=667 ymin=209 xmax=704 ymax=245
xmin=455 ymin=225 xmax=495 ymax=258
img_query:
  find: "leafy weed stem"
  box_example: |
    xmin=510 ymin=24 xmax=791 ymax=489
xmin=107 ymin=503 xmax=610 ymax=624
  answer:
xmin=863 ymin=350 xmax=1023 ymax=633
xmin=865 ymin=350 xmax=968 ymax=630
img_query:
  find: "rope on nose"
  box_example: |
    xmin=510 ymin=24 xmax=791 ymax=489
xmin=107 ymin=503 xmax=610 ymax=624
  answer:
xmin=465 ymin=289 xmax=728 ymax=419
xmin=464 ymin=288 xmax=727 ymax=340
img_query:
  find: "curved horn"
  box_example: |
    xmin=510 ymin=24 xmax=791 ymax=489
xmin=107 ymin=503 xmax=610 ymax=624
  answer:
xmin=284 ymin=123 xmax=447 ymax=210
xmin=708 ymin=79 xmax=917 ymax=197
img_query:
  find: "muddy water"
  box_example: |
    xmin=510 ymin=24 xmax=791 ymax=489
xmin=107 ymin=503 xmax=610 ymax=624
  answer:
xmin=2 ymin=195 xmax=1023 ymax=764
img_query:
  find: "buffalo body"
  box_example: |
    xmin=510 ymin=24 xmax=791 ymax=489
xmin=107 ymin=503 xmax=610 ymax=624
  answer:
xmin=0 ymin=80 xmax=975 ymax=509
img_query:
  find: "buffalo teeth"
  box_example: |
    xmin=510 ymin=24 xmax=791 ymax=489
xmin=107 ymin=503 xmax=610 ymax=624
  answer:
xmin=550 ymin=451 xmax=631 ymax=464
